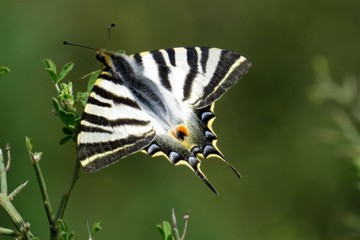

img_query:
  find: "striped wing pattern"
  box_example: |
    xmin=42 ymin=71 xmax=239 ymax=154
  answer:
xmin=77 ymin=47 xmax=251 ymax=193
xmin=131 ymin=47 xmax=251 ymax=108
xmin=77 ymin=70 xmax=156 ymax=172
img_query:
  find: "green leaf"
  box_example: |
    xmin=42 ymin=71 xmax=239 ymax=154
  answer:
xmin=92 ymin=220 xmax=102 ymax=236
xmin=58 ymin=110 xmax=76 ymax=125
xmin=57 ymin=219 xmax=76 ymax=240
xmin=62 ymin=127 xmax=74 ymax=135
xmin=52 ymin=98 xmax=61 ymax=113
xmin=77 ymin=91 xmax=89 ymax=107
xmin=59 ymin=135 xmax=72 ymax=145
xmin=25 ymin=136 xmax=33 ymax=153
xmin=0 ymin=66 xmax=10 ymax=76
xmin=87 ymin=70 xmax=101 ymax=92
xmin=43 ymin=59 xmax=58 ymax=83
xmin=73 ymin=117 xmax=81 ymax=126
xmin=57 ymin=62 xmax=74 ymax=83
xmin=57 ymin=219 xmax=68 ymax=233
xmin=157 ymin=221 xmax=173 ymax=240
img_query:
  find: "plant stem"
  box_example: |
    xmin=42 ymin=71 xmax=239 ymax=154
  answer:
xmin=0 ymin=227 xmax=19 ymax=237
xmin=32 ymin=159 xmax=55 ymax=233
xmin=8 ymin=181 xmax=28 ymax=201
xmin=181 ymin=211 xmax=189 ymax=240
xmin=0 ymin=194 xmax=32 ymax=240
xmin=172 ymin=208 xmax=181 ymax=240
xmin=56 ymin=159 xmax=80 ymax=221
xmin=0 ymin=149 xmax=7 ymax=195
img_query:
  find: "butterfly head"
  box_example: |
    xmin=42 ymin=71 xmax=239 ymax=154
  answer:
xmin=96 ymin=49 xmax=114 ymax=66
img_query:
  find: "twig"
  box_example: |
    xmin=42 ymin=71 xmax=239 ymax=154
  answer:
xmin=0 ymin=227 xmax=19 ymax=237
xmin=5 ymin=143 xmax=11 ymax=172
xmin=0 ymin=149 xmax=7 ymax=195
xmin=32 ymin=157 xmax=55 ymax=229
xmin=0 ymin=194 xmax=32 ymax=240
xmin=172 ymin=208 xmax=181 ymax=240
xmin=8 ymin=181 xmax=29 ymax=201
xmin=55 ymin=159 xmax=80 ymax=221
xmin=181 ymin=211 xmax=189 ymax=240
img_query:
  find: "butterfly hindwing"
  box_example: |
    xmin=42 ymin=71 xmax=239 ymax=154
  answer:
xmin=77 ymin=69 xmax=156 ymax=172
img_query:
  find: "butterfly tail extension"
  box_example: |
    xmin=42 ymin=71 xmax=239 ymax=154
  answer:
xmin=196 ymin=104 xmax=242 ymax=178
xmin=191 ymin=159 xmax=219 ymax=195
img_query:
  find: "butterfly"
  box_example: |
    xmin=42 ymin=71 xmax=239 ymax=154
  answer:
xmin=77 ymin=47 xmax=251 ymax=194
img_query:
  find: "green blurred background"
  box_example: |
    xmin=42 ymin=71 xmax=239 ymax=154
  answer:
xmin=1 ymin=0 xmax=360 ymax=239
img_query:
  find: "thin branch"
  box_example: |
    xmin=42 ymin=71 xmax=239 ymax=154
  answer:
xmin=172 ymin=208 xmax=181 ymax=240
xmin=56 ymin=159 xmax=80 ymax=221
xmin=181 ymin=211 xmax=189 ymax=240
xmin=0 ymin=227 xmax=19 ymax=237
xmin=8 ymin=181 xmax=28 ymax=201
xmin=32 ymin=159 xmax=55 ymax=227
xmin=5 ymin=143 xmax=11 ymax=172
xmin=0 ymin=149 xmax=7 ymax=195
xmin=0 ymin=194 xmax=32 ymax=240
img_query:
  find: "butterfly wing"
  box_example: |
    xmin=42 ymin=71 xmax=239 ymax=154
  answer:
xmin=77 ymin=69 xmax=156 ymax=172
xmin=131 ymin=47 xmax=251 ymax=108
xmin=129 ymin=47 xmax=250 ymax=193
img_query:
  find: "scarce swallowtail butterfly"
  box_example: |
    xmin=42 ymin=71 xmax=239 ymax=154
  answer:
xmin=77 ymin=46 xmax=251 ymax=194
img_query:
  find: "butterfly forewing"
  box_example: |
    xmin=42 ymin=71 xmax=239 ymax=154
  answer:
xmin=131 ymin=47 xmax=251 ymax=108
xmin=77 ymin=69 xmax=156 ymax=172
xmin=77 ymin=47 xmax=251 ymax=193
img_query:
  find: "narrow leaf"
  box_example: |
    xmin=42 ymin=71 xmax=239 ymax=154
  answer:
xmin=77 ymin=91 xmax=89 ymax=107
xmin=59 ymin=136 xmax=72 ymax=145
xmin=157 ymin=223 xmax=166 ymax=239
xmin=92 ymin=220 xmax=102 ymax=236
xmin=87 ymin=70 xmax=101 ymax=92
xmin=0 ymin=66 xmax=10 ymax=76
xmin=43 ymin=59 xmax=58 ymax=83
xmin=25 ymin=136 xmax=33 ymax=153
xmin=62 ymin=127 xmax=74 ymax=135
xmin=57 ymin=62 xmax=74 ymax=83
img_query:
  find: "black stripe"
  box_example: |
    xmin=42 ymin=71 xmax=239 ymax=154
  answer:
xmin=111 ymin=55 xmax=136 ymax=81
xmin=98 ymin=72 xmax=112 ymax=81
xmin=201 ymin=50 xmax=239 ymax=100
xmin=92 ymin=85 xmax=141 ymax=109
xmin=78 ymin=130 xmax=155 ymax=163
xmin=165 ymin=48 xmax=176 ymax=66
xmin=151 ymin=51 xmax=172 ymax=91
xmin=82 ymin=112 xmax=150 ymax=127
xmin=87 ymin=96 xmax=111 ymax=108
xmin=183 ymin=47 xmax=198 ymax=101
xmin=133 ymin=53 xmax=142 ymax=64
xmin=79 ymin=125 xmax=112 ymax=134
xmin=200 ymin=47 xmax=209 ymax=73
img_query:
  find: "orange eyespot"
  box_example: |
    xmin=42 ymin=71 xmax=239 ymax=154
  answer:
xmin=170 ymin=124 xmax=189 ymax=141
xmin=175 ymin=124 xmax=189 ymax=137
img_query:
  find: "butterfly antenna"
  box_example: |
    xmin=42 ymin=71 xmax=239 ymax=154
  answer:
xmin=63 ymin=41 xmax=99 ymax=51
xmin=107 ymin=23 xmax=116 ymax=41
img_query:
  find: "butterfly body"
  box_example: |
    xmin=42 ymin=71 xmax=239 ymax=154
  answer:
xmin=77 ymin=47 xmax=251 ymax=194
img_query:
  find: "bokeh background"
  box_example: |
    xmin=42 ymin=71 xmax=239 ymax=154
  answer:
xmin=1 ymin=0 xmax=360 ymax=239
